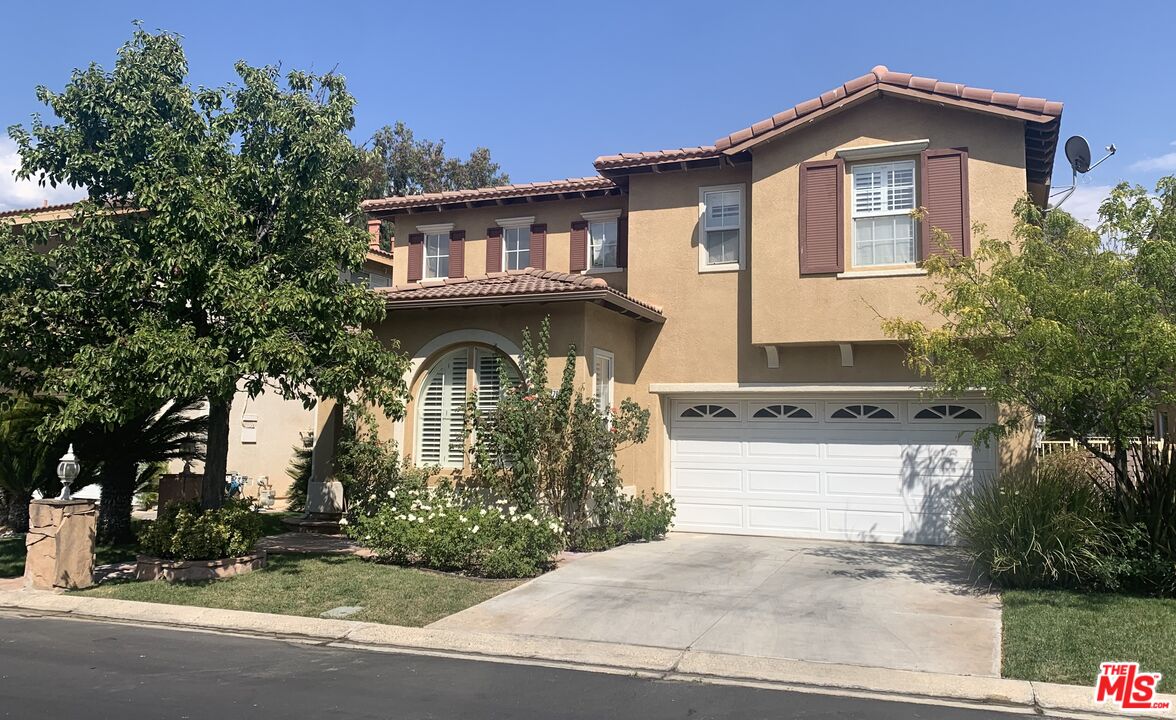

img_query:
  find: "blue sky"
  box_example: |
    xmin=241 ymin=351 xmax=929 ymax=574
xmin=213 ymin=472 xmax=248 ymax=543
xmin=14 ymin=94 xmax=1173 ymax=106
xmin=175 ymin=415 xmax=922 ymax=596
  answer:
xmin=2 ymin=0 xmax=1173 ymax=224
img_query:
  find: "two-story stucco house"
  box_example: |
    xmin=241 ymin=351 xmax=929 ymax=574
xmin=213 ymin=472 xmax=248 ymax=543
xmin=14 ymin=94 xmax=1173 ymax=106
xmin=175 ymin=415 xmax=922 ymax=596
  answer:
xmin=339 ymin=65 xmax=1062 ymax=545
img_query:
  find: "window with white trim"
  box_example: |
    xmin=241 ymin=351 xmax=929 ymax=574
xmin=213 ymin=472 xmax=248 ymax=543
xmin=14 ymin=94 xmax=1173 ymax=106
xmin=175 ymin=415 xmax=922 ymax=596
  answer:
xmin=503 ymin=226 xmax=530 ymax=270
xmin=423 ymin=232 xmax=450 ymax=279
xmin=699 ymin=185 xmax=743 ymax=270
xmin=829 ymin=403 xmax=897 ymax=421
xmin=416 ymin=346 xmax=518 ymax=468
xmin=589 ymin=220 xmax=618 ymax=269
xmin=851 ymin=160 xmax=916 ymax=266
xmin=752 ymin=404 xmax=814 ymax=420
xmin=592 ymin=349 xmax=614 ymax=417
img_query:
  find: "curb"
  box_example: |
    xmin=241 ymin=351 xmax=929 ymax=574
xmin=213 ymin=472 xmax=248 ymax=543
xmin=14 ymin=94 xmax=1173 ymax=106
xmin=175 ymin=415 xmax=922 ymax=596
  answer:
xmin=0 ymin=588 xmax=1171 ymax=719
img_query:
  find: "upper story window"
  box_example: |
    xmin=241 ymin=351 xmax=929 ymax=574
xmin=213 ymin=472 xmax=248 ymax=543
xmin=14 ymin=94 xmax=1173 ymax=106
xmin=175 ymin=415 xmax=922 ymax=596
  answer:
xmin=423 ymin=232 xmax=450 ymax=279
xmin=503 ymin=226 xmax=531 ymax=270
xmin=851 ymin=160 xmax=916 ymax=267
xmin=698 ymin=184 xmax=744 ymax=272
xmin=581 ymin=210 xmax=622 ymax=271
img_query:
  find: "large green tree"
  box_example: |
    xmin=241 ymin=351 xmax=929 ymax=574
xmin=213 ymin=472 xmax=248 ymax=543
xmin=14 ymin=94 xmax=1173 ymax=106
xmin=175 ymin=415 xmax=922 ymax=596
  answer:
xmin=362 ymin=121 xmax=508 ymax=199
xmin=883 ymin=192 xmax=1176 ymax=491
xmin=0 ymin=28 xmax=407 ymax=509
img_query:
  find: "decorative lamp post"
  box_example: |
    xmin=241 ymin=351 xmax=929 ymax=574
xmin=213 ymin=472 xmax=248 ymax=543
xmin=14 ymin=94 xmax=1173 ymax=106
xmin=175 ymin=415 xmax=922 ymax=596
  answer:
xmin=56 ymin=444 xmax=81 ymax=501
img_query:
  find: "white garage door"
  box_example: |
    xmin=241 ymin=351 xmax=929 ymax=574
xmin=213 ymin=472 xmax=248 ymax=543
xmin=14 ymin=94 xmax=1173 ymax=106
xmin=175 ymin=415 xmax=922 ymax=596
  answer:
xmin=669 ymin=397 xmax=995 ymax=545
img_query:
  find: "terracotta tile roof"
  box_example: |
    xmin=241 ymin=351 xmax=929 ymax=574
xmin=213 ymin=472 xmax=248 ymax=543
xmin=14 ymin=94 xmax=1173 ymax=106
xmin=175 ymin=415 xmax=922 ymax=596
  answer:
xmin=593 ymin=146 xmax=722 ymax=171
xmin=362 ymin=176 xmax=620 ymax=214
xmin=0 ymin=201 xmax=79 ymax=219
xmin=713 ymin=65 xmax=1062 ymax=154
xmin=376 ymin=268 xmax=664 ymax=322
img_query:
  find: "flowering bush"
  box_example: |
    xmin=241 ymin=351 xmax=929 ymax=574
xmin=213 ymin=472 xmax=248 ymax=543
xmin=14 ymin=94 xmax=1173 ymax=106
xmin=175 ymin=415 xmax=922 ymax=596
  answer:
xmin=334 ymin=402 xmax=438 ymax=521
xmin=464 ymin=318 xmax=668 ymax=551
xmin=349 ymin=482 xmax=563 ymax=578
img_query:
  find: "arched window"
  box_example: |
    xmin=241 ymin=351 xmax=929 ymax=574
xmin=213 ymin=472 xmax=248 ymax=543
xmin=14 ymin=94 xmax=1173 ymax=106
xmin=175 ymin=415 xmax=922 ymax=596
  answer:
xmin=829 ymin=403 xmax=897 ymax=420
xmin=913 ymin=404 xmax=983 ymax=421
xmin=679 ymin=404 xmax=738 ymax=419
xmin=752 ymin=404 xmax=814 ymax=420
xmin=415 ymin=346 xmax=518 ymax=468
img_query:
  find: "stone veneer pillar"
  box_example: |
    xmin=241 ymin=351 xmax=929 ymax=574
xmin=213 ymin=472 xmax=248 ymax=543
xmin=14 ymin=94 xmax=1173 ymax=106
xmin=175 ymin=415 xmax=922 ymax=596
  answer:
xmin=24 ymin=499 xmax=97 ymax=591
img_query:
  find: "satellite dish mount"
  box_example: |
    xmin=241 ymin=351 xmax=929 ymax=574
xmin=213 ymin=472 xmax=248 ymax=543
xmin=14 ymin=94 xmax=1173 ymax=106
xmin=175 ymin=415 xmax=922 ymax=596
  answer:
xmin=1050 ymin=135 xmax=1116 ymax=211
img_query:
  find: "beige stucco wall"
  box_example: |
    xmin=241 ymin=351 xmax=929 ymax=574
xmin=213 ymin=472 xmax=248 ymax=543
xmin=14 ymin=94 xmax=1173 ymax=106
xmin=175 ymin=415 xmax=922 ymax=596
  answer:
xmin=748 ymin=95 xmax=1028 ymax=344
xmin=226 ymin=383 xmax=315 ymax=507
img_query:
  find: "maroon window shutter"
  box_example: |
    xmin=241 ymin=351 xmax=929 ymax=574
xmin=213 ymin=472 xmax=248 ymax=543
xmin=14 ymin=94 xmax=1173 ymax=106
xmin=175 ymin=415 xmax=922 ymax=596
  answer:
xmin=406 ymin=233 xmax=424 ymax=282
xmin=529 ymin=223 xmax=547 ymax=270
xmin=920 ymin=148 xmax=970 ymax=259
xmin=616 ymin=216 xmax=628 ymax=268
xmin=570 ymin=221 xmax=588 ymax=273
xmin=798 ymin=158 xmax=844 ymax=275
xmin=448 ymin=229 xmax=466 ymax=278
xmin=486 ymin=227 xmax=503 ymax=273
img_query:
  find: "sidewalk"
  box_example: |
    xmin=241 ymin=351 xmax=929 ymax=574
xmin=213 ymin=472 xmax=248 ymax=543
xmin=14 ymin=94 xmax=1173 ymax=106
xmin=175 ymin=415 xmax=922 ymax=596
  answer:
xmin=1 ymin=587 xmax=1170 ymax=719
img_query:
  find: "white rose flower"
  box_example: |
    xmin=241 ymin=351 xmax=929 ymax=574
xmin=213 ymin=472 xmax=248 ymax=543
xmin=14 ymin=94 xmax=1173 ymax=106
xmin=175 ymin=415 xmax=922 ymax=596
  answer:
xmin=407 ymin=513 xmax=416 ymax=522
xmin=472 ymin=525 xmax=480 ymax=534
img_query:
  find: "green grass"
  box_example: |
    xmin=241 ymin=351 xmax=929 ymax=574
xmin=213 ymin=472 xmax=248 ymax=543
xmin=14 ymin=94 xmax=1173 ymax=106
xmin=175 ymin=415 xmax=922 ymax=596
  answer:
xmin=75 ymin=554 xmax=522 ymax=627
xmin=1 ymin=533 xmax=140 ymax=578
xmin=0 ymin=535 xmax=24 ymax=577
xmin=255 ymin=511 xmax=296 ymax=537
xmin=1003 ymin=589 xmax=1176 ymax=692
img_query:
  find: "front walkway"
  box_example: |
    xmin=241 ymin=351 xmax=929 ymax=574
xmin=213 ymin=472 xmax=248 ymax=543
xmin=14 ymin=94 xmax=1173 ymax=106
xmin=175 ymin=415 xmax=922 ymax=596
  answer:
xmin=430 ymin=533 xmax=1001 ymax=676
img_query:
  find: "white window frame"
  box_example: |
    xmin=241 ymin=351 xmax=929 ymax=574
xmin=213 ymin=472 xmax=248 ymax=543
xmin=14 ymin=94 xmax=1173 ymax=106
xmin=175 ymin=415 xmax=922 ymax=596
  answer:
xmin=850 ymin=160 xmax=917 ymax=269
xmin=417 ymin=222 xmax=454 ymax=280
xmin=697 ymin=184 xmax=745 ymax=273
xmin=592 ymin=349 xmax=615 ymax=419
xmin=502 ymin=226 xmax=531 ymax=271
xmin=581 ymin=209 xmax=623 ymax=274
xmin=496 ymin=216 xmax=535 ymax=271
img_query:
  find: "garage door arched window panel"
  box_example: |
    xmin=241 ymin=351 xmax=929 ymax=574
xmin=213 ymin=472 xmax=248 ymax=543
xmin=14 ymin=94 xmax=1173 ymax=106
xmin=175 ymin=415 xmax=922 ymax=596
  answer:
xmin=678 ymin=403 xmax=739 ymax=420
xmin=751 ymin=404 xmax=815 ymax=421
xmin=828 ymin=403 xmax=898 ymax=421
xmin=416 ymin=346 xmax=518 ymax=468
xmin=913 ymin=404 xmax=983 ymax=421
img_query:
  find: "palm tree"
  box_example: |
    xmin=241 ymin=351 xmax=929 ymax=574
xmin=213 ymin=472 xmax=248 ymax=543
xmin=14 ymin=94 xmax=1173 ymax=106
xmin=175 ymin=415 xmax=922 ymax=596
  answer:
xmin=76 ymin=399 xmax=207 ymax=544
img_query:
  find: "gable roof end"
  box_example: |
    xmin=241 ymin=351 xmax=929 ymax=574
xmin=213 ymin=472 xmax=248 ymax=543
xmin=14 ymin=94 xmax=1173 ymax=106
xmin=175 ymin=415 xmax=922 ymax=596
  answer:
xmin=713 ymin=65 xmax=1062 ymax=155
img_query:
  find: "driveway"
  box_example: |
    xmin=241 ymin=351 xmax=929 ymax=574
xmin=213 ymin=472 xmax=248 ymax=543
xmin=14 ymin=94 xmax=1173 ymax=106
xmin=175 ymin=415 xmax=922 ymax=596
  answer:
xmin=430 ymin=533 xmax=1001 ymax=676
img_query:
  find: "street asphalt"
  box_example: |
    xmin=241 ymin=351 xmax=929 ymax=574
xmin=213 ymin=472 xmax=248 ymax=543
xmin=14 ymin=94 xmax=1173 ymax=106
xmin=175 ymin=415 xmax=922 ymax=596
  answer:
xmin=0 ymin=614 xmax=1052 ymax=719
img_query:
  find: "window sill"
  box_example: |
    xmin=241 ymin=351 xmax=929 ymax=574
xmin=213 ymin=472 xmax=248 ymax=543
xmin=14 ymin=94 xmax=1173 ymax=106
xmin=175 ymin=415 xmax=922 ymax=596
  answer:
xmin=584 ymin=266 xmax=624 ymax=275
xmin=836 ymin=267 xmax=926 ymax=279
xmin=698 ymin=262 xmax=743 ymax=274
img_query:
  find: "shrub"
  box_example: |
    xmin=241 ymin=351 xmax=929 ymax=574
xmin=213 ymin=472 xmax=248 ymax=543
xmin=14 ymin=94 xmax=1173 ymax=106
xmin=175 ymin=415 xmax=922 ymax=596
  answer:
xmin=464 ymin=318 xmax=663 ymax=549
xmin=953 ymin=453 xmax=1115 ymax=589
xmin=334 ymin=403 xmax=437 ymax=520
xmin=619 ymin=492 xmax=676 ymax=542
xmin=350 ymin=483 xmax=563 ymax=578
xmin=140 ymin=498 xmax=263 ymax=561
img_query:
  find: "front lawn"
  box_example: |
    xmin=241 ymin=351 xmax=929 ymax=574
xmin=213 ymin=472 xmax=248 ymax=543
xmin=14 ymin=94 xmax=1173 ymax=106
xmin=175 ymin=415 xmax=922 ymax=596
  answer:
xmin=76 ymin=554 xmax=521 ymax=627
xmin=0 ymin=535 xmax=24 ymax=577
xmin=1003 ymin=589 xmax=1176 ymax=692
xmin=0 ymin=534 xmax=140 ymax=578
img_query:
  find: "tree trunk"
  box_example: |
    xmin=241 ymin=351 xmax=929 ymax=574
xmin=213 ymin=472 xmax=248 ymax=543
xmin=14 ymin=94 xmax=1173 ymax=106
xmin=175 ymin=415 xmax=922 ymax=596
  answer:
xmin=6 ymin=491 xmax=31 ymax=534
xmin=202 ymin=397 xmax=231 ymax=511
xmin=98 ymin=461 xmax=137 ymax=545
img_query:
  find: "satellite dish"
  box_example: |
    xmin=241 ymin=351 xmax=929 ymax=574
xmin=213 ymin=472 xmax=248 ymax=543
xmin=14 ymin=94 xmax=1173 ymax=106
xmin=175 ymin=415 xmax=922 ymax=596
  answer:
xmin=1065 ymin=135 xmax=1092 ymax=174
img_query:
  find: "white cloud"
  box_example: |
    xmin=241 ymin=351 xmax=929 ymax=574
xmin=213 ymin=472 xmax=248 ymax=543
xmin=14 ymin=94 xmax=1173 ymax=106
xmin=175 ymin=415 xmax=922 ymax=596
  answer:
xmin=1061 ymin=183 xmax=1112 ymax=228
xmin=1129 ymin=151 xmax=1176 ymax=173
xmin=0 ymin=138 xmax=86 ymax=213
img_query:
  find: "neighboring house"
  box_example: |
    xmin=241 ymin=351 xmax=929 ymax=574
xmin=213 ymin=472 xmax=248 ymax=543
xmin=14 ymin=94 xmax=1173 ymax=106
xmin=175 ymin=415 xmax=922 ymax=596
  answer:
xmin=1 ymin=202 xmax=396 ymax=508
xmin=334 ymin=65 xmax=1062 ymax=545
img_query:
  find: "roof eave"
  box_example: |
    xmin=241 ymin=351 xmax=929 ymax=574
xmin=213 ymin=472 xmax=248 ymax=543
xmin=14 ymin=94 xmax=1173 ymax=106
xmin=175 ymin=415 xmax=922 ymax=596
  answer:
xmin=381 ymin=289 xmax=665 ymax=324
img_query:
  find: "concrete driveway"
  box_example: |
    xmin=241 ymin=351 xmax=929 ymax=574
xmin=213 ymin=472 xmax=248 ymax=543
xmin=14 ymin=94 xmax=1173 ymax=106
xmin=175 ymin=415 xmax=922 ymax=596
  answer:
xmin=430 ymin=533 xmax=1001 ymax=676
